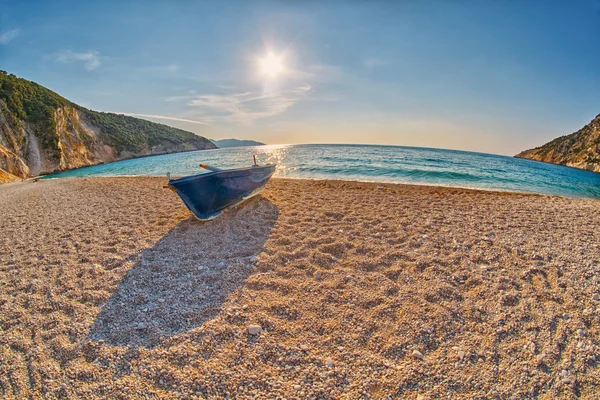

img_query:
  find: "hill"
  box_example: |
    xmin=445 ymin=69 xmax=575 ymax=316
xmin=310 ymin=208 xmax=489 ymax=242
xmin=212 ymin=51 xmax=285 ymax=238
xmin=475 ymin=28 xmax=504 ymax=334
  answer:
xmin=0 ymin=70 xmax=216 ymax=180
xmin=210 ymin=138 xmax=265 ymax=148
xmin=515 ymin=114 xmax=600 ymax=173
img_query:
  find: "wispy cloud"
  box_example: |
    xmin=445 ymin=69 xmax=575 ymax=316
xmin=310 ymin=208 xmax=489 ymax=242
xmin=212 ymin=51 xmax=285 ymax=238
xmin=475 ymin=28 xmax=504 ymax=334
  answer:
xmin=110 ymin=112 xmax=207 ymax=125
xmin=57 ymin=50 xmax=101 ymax=71
xmin=0 ymin=29 xmax=19 ymax=45
xmin=165 ymin=95 xmax=193 ymax=102
xmin=187 ymin=84 xmax=312 ymax=124
xmin=363 ymin=58 xmax=388 ymax=68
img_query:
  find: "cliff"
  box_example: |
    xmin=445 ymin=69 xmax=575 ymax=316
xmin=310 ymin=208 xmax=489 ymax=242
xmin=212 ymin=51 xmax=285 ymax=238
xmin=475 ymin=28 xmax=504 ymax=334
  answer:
xmin=515 ymin=114 xmax=600 ymax=173
xmin=0 ymin=71 xmax=216 ymax=179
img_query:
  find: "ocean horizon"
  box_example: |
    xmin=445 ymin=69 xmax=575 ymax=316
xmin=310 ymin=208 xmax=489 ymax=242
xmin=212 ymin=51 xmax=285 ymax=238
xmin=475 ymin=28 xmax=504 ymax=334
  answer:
xmin=44 ymin=144 xmax=600 ymax=200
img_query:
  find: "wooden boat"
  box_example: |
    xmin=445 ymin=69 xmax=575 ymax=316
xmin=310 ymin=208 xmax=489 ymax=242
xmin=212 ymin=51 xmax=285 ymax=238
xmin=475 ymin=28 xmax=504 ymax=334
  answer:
xmin=166 ymin=156 xmax=276 ymax=221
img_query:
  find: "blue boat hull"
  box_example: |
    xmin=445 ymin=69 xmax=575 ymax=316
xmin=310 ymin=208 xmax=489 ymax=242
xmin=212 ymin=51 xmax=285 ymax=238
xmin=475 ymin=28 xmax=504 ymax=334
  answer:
xmin=168 ymin=165 xmax=276 ymax=220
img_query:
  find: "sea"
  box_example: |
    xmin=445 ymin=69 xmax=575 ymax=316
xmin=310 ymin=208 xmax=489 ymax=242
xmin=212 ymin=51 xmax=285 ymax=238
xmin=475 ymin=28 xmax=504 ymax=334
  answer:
xmin=44 ymin=144 xmax=600 ymax=199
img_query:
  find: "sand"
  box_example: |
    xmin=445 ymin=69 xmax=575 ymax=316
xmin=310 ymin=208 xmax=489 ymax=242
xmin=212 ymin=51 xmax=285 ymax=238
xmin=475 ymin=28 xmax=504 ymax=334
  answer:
xmin=0 ymin=176 xmax=599 ymax=399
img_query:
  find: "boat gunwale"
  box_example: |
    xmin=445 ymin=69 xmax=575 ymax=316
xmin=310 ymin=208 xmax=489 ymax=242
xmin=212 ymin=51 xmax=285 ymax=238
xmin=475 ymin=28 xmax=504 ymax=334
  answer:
xmin=168 ymin=164 xmax=276 ymax=185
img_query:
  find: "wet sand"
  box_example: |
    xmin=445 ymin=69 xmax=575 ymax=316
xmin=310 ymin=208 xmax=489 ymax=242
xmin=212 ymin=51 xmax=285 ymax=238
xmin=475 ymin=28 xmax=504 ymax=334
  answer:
xmin=1 ymin=177 xmax=599 ymax=399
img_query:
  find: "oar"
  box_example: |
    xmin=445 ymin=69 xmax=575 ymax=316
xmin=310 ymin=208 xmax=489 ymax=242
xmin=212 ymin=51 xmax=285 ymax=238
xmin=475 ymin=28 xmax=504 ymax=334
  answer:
xmin=199 ymin=163 xmax=222 ymax=172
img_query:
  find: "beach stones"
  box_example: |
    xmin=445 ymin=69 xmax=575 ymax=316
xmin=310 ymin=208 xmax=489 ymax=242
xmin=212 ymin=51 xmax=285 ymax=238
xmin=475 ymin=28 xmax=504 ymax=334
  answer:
xmin=412 ymin=350 xmax=424 ymax=359
xmin=248 ymin=325 xmax=262 ymax=335
xmin=536 ymin=354 xmax=545 ymax=365
xmin=6 ymin=175 xmax=600 ymax=398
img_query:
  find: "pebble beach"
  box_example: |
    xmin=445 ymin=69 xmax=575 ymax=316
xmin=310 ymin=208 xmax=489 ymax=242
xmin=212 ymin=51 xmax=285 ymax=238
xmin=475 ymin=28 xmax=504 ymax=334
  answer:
xmin=1 ymin=176 xmax=599 ymax=399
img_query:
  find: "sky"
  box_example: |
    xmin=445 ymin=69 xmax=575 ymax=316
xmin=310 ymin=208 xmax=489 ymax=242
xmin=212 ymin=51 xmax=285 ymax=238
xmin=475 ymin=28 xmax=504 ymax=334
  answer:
xmin=1 ymin=0 xmax=600 ymax=155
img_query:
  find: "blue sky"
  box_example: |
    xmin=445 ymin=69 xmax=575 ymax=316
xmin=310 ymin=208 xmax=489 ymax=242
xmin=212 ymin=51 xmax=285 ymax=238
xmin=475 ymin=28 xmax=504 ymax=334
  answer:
xmin=1 ymin=0 xmax=599 ymax=155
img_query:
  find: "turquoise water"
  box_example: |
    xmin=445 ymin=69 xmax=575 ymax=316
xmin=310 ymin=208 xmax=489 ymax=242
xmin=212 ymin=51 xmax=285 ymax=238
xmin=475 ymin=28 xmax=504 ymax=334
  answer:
xmin=44 ymin=144 xmax=600 ymax=199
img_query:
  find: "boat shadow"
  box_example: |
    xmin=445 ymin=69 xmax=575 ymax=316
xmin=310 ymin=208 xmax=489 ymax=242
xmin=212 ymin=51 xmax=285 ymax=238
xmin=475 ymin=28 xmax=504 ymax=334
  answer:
xmin=87 ymin=196 xmax=278 ymax=348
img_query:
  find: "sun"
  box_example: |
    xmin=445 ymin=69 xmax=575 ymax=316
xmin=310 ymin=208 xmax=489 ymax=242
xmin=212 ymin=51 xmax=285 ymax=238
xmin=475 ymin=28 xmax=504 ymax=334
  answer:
xmin=259 ymin=53 xmax=284 ymax=78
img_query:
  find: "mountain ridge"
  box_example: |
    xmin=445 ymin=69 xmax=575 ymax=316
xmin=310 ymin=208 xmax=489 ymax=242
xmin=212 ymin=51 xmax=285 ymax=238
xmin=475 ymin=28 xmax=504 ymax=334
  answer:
xmin=210 ymin=138 xmax=265 ymax=148
xmin=515 ymin=114 xmax=600 ymax=173
xmin=0 ymin=71 xmax=216 ymax=181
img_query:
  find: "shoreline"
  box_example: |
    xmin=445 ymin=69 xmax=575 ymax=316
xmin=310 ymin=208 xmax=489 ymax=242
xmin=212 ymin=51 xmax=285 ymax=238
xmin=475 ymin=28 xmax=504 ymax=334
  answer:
xmin=1 ymin=177 xmax=599 ymax=398
xmin=37 ymin=174 xmax=580 ymax=201
xmin=27 ymin=144 xmax=600 ymax=201
xmin=34 ymin=145 xmax=218 ymax=178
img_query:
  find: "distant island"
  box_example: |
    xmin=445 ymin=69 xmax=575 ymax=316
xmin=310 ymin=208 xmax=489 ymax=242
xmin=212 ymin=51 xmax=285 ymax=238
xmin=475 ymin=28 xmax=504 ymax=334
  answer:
xmin=210 ymin=138 xmax=265 ymax=148
xmin=516 ymin=113 xmax=600 ymax=173
xmin=0 ymin=70 xmax=216 ymax=182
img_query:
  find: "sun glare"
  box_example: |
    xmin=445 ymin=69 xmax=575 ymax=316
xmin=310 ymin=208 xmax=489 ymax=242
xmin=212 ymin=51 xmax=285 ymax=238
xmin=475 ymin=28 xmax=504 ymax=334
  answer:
xmin=259 ymin=53 xmax=284 ymax=78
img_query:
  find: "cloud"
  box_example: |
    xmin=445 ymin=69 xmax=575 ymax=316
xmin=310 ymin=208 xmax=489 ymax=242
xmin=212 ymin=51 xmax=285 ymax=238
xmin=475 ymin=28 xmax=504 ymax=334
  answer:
xmin=187 ymin=84 xmax=312 ymax=124
xmin=110 ymin=112 xmax=207 ymax=125
xmin=57 ymin=50 xmax=101 ymax=71
xmin=165 ymin=95 xmax=193 ymax=102
xmin=0 ymin=29 xmax=19 ymax=44
xmin=363 ymin=58 xmax=388 ymax=68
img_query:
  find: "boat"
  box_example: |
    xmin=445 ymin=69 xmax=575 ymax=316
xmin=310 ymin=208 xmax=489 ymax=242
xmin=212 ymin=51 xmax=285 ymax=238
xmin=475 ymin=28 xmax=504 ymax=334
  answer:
xmin=165 ymin=156 xmax=276 ymax=221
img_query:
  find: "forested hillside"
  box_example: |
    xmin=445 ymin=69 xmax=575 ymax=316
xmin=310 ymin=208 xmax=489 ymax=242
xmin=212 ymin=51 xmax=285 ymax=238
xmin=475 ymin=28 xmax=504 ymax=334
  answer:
xmin=0 ymin=71 xmax=215 ymax=181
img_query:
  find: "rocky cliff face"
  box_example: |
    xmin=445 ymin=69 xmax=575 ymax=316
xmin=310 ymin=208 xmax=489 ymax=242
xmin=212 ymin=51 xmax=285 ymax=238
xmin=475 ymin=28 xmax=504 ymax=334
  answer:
xmin=515 ymin=114 xmax=600 ymax=173
xmin=0 ymin=101 xmax=215 ymax=179
xmin=0 ymin=72 xmax=216 ymax=180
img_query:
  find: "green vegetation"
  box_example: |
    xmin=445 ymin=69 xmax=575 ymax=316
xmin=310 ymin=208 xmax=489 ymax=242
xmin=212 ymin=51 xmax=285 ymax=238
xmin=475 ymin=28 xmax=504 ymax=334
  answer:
xmin=0 ymin=70 xmax=70 ymax=150
xmin=210 ymin=138 xmax=265 ymax=148
xmin=85 ymin=110 xmax=210 ymax=154
xmin=0 ymin=70 xmax=214 ymax=156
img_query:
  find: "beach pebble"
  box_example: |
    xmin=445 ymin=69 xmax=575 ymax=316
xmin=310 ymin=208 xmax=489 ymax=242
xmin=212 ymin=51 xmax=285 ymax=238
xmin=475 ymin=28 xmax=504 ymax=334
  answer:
xmin=458 ymin=350 xmax=466 ymax=361
xmin=248 ymin=325 xmax=262 ymax=335
xmin=314 ymin=270 xmax=323 ymax=280
xmin=326 ymin=358 xmax=334 ymax=368
xmin=249 ymin=256 xmax=259 ymax=263
xmin=529 ymin=342 xmax=536 ymax=352
xmin=577 ymin=328 xmax=585 ymax=336
xmin=592 ymin=293 xmax=599 ymax=301
xmin=412 ymin=350 xmax=424 ymax=359
xmin=536 ymin=354 xmax=545 ymax=365
xmin=294 ymin=385 xmax=301 ymax=390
